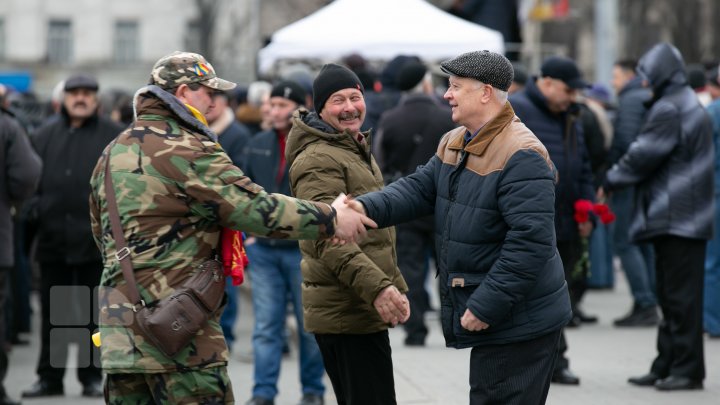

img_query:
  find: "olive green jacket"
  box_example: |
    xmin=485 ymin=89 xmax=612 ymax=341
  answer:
xmin=287 ymin=108 xmax=408 ymax=334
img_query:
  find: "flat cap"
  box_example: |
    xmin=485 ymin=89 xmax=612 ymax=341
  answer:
xmin=440 ymin=50 xmax=513 ymax=91
xmin=64 ymin=74 xmax=99 ymax=92
xmin=540 ymin=56 xmax=588 ymax=89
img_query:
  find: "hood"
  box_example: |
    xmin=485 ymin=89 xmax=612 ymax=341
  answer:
xmin=286 ymin=108 xmax=371 ymax=168
xmin=636 ymin=42 xmax=687 ymax=96
xmin=132 ymin=84 xmax=217 ymax=142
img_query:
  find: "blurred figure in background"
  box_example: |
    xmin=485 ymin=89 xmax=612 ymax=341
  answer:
xmin=237 ymin=81 xmax=273 ymax=135
xmin=1 ymin=92 xmax=42 ymax=405
xmin=243 ymin=80 xmax=326 ymax=405
xmin=703 ymin=65 xmax=720 ymax=339
xmin=605 ymin=42 xmax=713 ymax=391
xmin=374 ymin=59 xmax=455 ymax=346
xmin=23 ymin=74 xmax=124 ymax=399
xmin=607 ymin=59 xmax=657 ymax=327
xmin=206 ymin=89 xmax=253 ymax=352
xmin=509 ymin=62 xmax=528 ymax=95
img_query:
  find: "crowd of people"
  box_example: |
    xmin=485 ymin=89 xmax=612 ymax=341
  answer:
xmin=0 ymin=40 xmax=718 ymax=405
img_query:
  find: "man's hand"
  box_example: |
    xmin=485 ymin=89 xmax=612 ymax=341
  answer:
xmin=331 ymin=193 xmax=377 ymax=244
xmin=460 ymin=309 xmax=489 ymax=332
xmin=373 ymin=286 xmax=410 ymax=326
xmin=578 ymin=220 xmax=593 ymax=238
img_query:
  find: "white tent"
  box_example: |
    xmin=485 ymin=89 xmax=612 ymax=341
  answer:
xmin=258 ymin=0 xmax=505 ymax=74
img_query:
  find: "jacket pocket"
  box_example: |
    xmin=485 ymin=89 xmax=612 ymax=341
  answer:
xmin=447 ymin=272 xmax=486 ymax=336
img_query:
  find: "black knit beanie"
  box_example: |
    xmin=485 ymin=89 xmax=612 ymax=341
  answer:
xmin=313 ymin=63 xmax=364 ymax=112
xmin=270 ymin=80 xmax=306 ymax=106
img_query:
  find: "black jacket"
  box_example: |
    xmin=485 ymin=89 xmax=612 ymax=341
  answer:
xmin=0 ymin=108 xmax=42 ymax=267
xmin=605 ymin=43 xmax=714 ymax=242
xmin=358 ymin=104 xmax=571 ymax=348
xmin=608 ymin=76 xmax=651 ymax=165
xmin=31 ymin=109 xmax=123 ymax=264
xmin=244 ymin=129 xmax=297 ymax=248
xmin=509 ymin=79 xmax=595 ymax=241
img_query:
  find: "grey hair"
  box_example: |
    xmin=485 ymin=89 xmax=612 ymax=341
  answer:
xmin=247 ymin=81 xmax=272 ymax=107
xmin=474 ymin=79 xmax=508 ymax=104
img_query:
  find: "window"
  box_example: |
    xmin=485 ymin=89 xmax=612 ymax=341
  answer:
xmin=0 ymin=19 xmax=5 ymax=61
xmin=185 ymin=20 xmax=201 ymax=53
xmin=47 ymin=20 xmax=72 ymax=64
xmin=114 ymin=21 xmax=139 ymax=63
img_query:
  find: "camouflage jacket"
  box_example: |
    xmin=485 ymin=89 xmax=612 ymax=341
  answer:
xmin=89 ymin=85 xmax=336 ymax=373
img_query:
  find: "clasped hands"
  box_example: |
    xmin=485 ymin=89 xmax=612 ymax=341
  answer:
xmin=330 ymin=193 xmax=374 ymax=244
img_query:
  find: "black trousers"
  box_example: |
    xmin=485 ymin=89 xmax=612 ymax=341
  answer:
xmin=37 ymin=261 xmax=102 ymax=386
xmin=649 ymin=235 xmax=706 ymax=381
xmin=470 ymin=329 xmax=561 ymax=405
xmin=395 ymin=221 xmax=435 ymax=343
xmin=315 ymin=330 xmax=396 ymax=405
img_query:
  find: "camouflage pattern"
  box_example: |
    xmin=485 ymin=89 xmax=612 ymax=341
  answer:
xmin=89 ymin=85 xmax=336 ymax=373
xmin=150 ymin=51 xmax=236 ymax=91
xmin=105 ymin=366 xmax=233 ymax=404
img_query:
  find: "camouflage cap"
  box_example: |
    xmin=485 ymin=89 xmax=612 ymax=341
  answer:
xmin=150 ymin=51 xmax=236 ymax=91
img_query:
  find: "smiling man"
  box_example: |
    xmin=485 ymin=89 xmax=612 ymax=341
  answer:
xmin=286 ymin=63 xmax=410 ymax=405
xmin=351 ymin=50 xmax=571 ymax=405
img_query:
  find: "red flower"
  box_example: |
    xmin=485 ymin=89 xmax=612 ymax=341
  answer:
xmin=574 ymin=199 xmax=594 ymax=223
xmin=592 ymin=203 xmax=616 ymax=224
xmin=573 ymin=199 xmax=616 ymax=224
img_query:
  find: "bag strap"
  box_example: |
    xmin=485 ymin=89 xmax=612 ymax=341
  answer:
xmin=103 ymin=151 xmax=145 ymax=310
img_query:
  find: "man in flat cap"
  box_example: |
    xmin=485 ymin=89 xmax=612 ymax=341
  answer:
xmin=88 ymin=51 xmax=375 ymax=404
xmin=243 ymin=80 xmax=327 ymax=405
xmin=22 ymin=73 xmax=124 ymax=399
xmin=286 ymin=63 xmax=410 ymax=404
xmin=509 ymin=55 xmax=596 ymax=386
xmin=348 ymin=50 xmax=571 ymax=404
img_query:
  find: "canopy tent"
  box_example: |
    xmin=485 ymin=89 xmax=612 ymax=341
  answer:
xmin=257 ymin=0 xmax=505 ymax=74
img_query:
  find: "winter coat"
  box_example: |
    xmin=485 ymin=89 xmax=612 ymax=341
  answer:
xmin=286 ymin=108 xmax=408 ymax=334
xmin=244 ymin=128 xmax=297 ymax=248
xmin=0 ymin=108 xmax=42 ymax=267
xmin=89 ymin=85 xmax=337 ymax=373
xmin=608 ymin=76 xmax=651 ymax=166
xmin=605 ymin=43 xmax=714 ymax=242
xmin=357 ymin=103 xmax=571 ymax=348
xmin=31 ymin=107 xmax=123 ymax=265
xmin=509 ymin=79 xmax=595 ymax=241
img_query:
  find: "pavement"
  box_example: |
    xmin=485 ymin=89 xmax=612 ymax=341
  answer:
xmin=5 ymin=268 xmax=720 ymax=405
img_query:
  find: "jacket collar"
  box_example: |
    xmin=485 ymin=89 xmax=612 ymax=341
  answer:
xmin=133 ymin=85 xmax=217 ymax=142
xmin=447 ymin=102 xmax=516 ymax=156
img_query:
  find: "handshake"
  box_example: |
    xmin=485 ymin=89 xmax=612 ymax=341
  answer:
xmin=329 ymin=194 xmax=411 ymax=325
xmin=330 ymin=193 xmax=375 ymax=244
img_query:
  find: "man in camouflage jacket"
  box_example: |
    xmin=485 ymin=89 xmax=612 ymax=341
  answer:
xmin=89 ymin=51 xmax=373 ymax=404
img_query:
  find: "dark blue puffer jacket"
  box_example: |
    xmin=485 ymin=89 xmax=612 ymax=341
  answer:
xmin=605 ymin=42 xmax=714 ymax=242
xmin=509 ymin=79 xmax=596 ymax=241
xmin=358 ymin=103 xmax=571 ymax=348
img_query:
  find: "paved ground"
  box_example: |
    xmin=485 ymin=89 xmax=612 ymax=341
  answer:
xmin=6 ymin=268 xmax=719 ymax=404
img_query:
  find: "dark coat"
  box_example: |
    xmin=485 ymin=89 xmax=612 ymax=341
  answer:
xmin=31 ymin=108 xmax=123 ymax=264
xmin=604 ymin=43 xmax=715 ymax=242
xmin=358 ymin=103 xmax=571 ymax=349
xmin=0 ymin=108 xmax=42 ymax=267
xmin=215 ymin=109 xmax=252 ymax=167
xmin=244 ymin=128 xmax=297 ymax=248
xmin=608 ymin=76 xmax=651 ymax=165
xmin=509 ymin=79 xmax=595 ymax=241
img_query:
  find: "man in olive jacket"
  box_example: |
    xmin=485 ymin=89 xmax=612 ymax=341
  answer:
xmin=354 ymin=51 xmax=571 ymax=405
xmin=287 ymin=63 xmax=410 ymax=405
